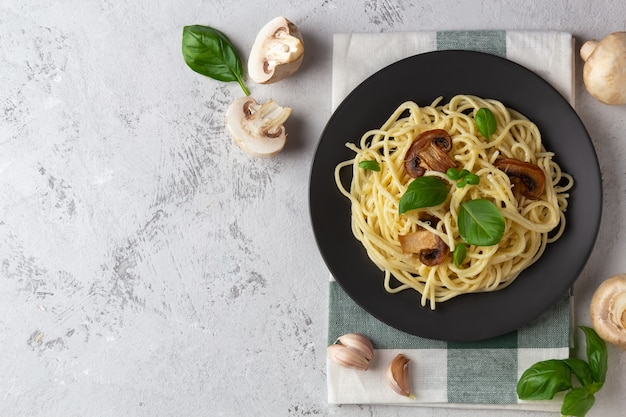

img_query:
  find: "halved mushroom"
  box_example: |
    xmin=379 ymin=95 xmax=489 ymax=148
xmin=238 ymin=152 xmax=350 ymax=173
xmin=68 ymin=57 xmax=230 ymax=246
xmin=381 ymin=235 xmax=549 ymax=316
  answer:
xmin=225 ymin=96 xmax=291 ymax=157
xmin=494 ymin=158 xmax=546 ymax=200
xmin=404 ymin=129 xmax=456 ymax=178
xmin=248 ymin=17 xmax=304 ymax=84
xmin=398 ymin=229 xmax=449 ymax=266
xmin=590 ymin=274 xmax=626 ymax=349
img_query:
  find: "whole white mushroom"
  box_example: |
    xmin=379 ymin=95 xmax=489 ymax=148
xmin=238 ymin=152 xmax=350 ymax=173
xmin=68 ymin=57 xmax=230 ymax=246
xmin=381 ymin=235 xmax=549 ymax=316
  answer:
xmin=580 ymin=32 xmax=626 ymax=105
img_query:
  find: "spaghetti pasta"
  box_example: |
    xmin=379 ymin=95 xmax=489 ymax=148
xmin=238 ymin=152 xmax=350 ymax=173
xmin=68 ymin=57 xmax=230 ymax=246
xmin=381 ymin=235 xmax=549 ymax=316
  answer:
xmin=334 ymin=95 xmax=573 ymax=309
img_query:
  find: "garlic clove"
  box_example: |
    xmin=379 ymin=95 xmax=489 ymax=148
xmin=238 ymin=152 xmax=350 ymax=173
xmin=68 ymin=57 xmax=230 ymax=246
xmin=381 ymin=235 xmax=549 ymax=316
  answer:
xmin=336 ymin=333 xmax=374 ymax=361
xmin=386 ymin=354 xmax=415 ymax=399
xmin=327 ymin=344 xmax=371 ymax=371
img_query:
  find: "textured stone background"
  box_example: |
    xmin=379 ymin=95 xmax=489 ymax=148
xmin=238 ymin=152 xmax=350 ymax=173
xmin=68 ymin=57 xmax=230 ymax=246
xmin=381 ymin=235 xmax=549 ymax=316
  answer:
xmin=1 ymin=1 xmax=625 ymax=416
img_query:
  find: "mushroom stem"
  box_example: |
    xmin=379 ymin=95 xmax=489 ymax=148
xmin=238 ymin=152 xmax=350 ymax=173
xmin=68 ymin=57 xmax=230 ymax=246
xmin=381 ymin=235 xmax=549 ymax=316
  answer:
xmin=246 ymin=99 xmax=292 ymax=137
xmin=264 ymin=33 xmax=304 ymax=72
xmin=611 ymin=292 xmax=626 ymax=330
xmin=580 ymin=40 xmax=598 ymax=62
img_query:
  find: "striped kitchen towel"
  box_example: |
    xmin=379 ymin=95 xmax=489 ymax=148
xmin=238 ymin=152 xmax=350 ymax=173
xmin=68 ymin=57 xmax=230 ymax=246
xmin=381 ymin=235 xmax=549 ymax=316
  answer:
xmin=327 ymin=31 xmax=574 ymax=411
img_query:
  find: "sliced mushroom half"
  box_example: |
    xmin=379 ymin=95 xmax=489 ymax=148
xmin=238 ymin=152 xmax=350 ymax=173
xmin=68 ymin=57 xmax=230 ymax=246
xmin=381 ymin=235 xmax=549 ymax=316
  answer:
xmin=248 ymin=17 xmax=304 ymax=84
xmin=590 ymin=274 xmax=626 ymax=349
xmin=398 ymin=222 xmax=449 ymax=266
xmin=404 ymin=129 xmax=456 ymax=178
xmin=494 ymin=158 xmax=546 ymax=200
xmin=225 ymin=96 xmax=291 ymax=157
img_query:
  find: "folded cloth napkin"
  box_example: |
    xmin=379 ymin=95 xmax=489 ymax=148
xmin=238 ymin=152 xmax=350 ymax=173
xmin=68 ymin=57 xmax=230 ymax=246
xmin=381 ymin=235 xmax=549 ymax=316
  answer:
xmin=327 ymin=31 xmax=575 ymax=411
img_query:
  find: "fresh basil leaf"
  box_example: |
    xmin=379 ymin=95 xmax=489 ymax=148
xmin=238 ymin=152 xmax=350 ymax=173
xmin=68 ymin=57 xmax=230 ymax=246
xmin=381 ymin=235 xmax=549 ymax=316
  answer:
xmin=453 ymin=244 xmax=467 ymax=267
xmin=182 ymin=25 xmax=250 ymax=95
xmin=447 ymin=168 xmax=470 ymax=181
xmin=358 ymin=160 xmax=381 ymax=171
xmin=398 ymin=176 xmax=449 ymax=214
xmin=456 ymin=174 xmax=480 ymax=188
xmin=464 ymin=173 xmax=480 ymax=185
xmin=516 ymin=359 xmax=572 ymax=400
xmin=458 ymin=199 xmax=505 ymax=246
xmin=446 ymin=167 xmax=462 ymax=180
xmin=475 ymin=107 xmax=497 ymax=140
xmin=563 ymin=358 xmax=594 ymax=388
xmin=580 ymin=326 xmax=608 ymax=385
xmin=561 ymin=387 xmax=596 ymax=417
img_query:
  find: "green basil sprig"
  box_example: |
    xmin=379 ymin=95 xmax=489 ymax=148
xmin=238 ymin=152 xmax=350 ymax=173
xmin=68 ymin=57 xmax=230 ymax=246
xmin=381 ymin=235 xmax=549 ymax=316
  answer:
xmin=182 ymin=25 xmax=250 ymax=96
xmin=398 ymin=176 xmax=449 ymax=214
xmin=457 ymin=199 xmax=505 ymax=246
xmin=446 ymin=167 xmax=480 ymax=188
xmin=358 ymin=160 xmax=381 ymax=171
xmin=475 ymin=107 xmax=497 ymax=140
xmin=517 ymin=326 xmax=608 ymax=417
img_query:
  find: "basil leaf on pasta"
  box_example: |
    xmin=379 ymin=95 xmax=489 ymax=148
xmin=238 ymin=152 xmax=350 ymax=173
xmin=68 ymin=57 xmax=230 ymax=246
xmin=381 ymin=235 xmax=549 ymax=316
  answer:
xmin=398 ymin=176 xmax=448 ymax=214
xmin=453 ymin=244 xmax=467 ymax=267
xmin=475 ymin=107 xmax=497 ymax=140
xmin=458 ymin=199 xmax=505 ymax=246
xmin=358 ymin=160 xmax=381 ymax=171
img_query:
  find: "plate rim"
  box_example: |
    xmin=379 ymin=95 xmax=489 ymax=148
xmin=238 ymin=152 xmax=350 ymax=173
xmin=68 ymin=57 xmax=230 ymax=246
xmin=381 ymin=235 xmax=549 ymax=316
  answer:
xmin=309 ymin=50 xmax=602 ymax=342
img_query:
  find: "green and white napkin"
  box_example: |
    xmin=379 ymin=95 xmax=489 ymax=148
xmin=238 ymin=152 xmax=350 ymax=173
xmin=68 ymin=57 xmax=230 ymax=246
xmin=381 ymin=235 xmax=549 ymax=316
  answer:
xmin=328 ymin=31 xmax=575 ymax=411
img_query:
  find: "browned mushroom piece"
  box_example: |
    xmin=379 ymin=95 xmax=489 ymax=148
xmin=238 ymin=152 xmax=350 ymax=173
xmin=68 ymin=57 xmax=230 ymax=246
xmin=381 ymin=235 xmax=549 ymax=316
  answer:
xmin=399 ymin=216 xmax=449 ymax=266
xmin=398 ymin=230 xmax=449 ymax=266
xmin=404 ymin=129 xmax=456 ymax=178
xmin=494 ymin=158 xmax=546 ymax=200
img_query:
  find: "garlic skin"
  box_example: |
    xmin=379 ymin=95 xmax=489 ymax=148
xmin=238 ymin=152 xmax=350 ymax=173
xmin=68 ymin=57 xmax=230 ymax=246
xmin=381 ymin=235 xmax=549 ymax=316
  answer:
xmin=336 ymin=333 xmax=374 ymax=361
xmin=327 ymin=333 xmax=374 ymax=370
xmin=386 ymin=354 xmax=415 ymax=399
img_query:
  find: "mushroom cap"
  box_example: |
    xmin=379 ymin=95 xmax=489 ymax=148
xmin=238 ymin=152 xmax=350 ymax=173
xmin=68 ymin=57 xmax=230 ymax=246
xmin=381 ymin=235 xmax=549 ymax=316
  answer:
xmin=581 ymin=32 xmax=626 ymax=105
xmin=494 ymin=158 xmax=546 ymax=200
xmin=225 ymin=96 xmax=290 ymax=157
xmin=404 ymin=129 xmax=455 ymax=178
xmin=590 ymin=273 xmax=626 ymax=349
xmin=248 ymin=16 xmax=304 ymax=84
xmin=398 ymin=228 xmax=449 ymax=266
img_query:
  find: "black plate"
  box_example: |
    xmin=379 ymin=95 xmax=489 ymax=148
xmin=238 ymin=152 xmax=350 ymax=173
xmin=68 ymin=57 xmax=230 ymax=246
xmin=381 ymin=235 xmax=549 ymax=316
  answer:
xmin=309 ymin=50 xmax=602 ymax=342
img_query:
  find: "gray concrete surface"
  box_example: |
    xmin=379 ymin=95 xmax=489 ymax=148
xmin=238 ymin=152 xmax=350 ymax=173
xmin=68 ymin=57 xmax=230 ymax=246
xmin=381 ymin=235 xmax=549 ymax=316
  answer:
xmin=1 ymin=1 xmax=625 ymax=416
